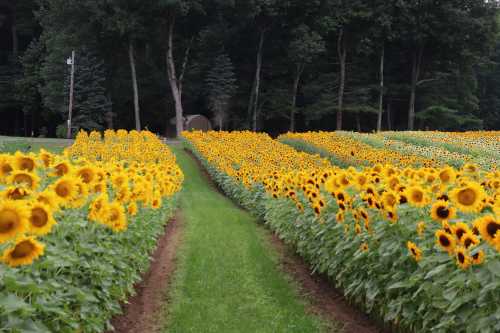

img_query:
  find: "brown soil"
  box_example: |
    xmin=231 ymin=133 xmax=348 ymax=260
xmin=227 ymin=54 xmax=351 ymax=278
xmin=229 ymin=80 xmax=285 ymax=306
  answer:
xmin=269 ymin=233 xmax=389 ymax=333
xmin=109 ymin=212 xmax=183 ymax=333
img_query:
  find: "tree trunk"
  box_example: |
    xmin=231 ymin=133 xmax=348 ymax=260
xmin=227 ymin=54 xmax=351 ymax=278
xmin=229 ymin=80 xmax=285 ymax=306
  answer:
xmin=250 ymin=30 xmax=265 ymax=131
xmin=337 ymin=28 xmax=346 ymax=131
xmin=166 ymin=16 xmax=184 ymax=137
xmin=178 ymin=37 xmax=193 ymax=101
xmin=128 ymin=40 xmax=141 ymax=131
xmin=376 ymin=44 xmax=385 ymax=132
xmin=408 ymin=46 xmax=423 ymax=130
xmin=12 ymin=22 xmax=18 ymax=58
xmin=290 ymin=64 xmax=303 ymax=132
xmin=387 ymin=99 xmax=392 ymax=131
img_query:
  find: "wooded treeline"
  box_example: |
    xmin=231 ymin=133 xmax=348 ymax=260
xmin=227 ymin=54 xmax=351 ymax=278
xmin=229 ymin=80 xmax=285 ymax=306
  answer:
xmin=1 ymin=0 xmax=499 ymax=137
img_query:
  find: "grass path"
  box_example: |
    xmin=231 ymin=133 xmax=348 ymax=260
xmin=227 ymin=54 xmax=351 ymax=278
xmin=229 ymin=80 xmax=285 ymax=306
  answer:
xmin=164 ymin=146 xmax=329 ymax=333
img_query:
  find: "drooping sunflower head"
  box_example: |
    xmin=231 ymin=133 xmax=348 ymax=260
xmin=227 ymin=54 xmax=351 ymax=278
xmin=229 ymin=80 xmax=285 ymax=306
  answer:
xmin=2 ymin=235 xmax=45 ymax=267
xmin=0 ymin=200 xmax=29 ymax=244
xmin=407 ymin=241 xmax=422 ymax=262
xmin=430 ymin=200 xmax=456 ymax=222
xmin=8 ymin=171 xmax=40 ymax=191
xmin=28 ymin=203 xmax=56 ymax=236
xmin=450 ymin=182 xmax=485 ymax=213
xmin=36 ymin=190 xmax=60 ymax=211
xmin=455 ymin=246 xmax=471 ymax=270
xmin=39 ymin=149 xmax=53 ymax=167
xmin=14 ymin=152 xmax=36 ymax=172
xmin=2 ymin=186 xmax=31 ymax=200
xmin=435 ymin=229 xmax=456 ymax=254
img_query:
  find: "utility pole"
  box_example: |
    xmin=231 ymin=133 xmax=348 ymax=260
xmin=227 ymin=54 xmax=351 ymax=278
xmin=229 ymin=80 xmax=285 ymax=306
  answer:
xmin=67 ymin=51 xmax=75 ymax=139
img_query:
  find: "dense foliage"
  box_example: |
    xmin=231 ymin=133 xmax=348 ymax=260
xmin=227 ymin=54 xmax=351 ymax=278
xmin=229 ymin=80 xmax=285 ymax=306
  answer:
xmin=183 ymin=130 xmax=500 ymax=333
xmin=0 ymin=130 xmax=183 ymax=332
xmin=1 ymin=0 xmax=500 ymax=137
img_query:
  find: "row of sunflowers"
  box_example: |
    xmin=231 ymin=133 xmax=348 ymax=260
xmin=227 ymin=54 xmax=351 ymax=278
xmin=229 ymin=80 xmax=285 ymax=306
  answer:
xmin=183 ymin=130 xmax=500 ymax=333
xmin=0 ymin=130 xmax=183 ymax=332
xmin=279 ymin=131 xmax=498 ymax=170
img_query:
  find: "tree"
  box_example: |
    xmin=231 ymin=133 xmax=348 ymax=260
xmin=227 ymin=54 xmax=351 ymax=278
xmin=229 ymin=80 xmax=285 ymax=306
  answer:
xmin=287 ymin=24 xmax=324 ymax=131
xmin=205 ymin=53 xmax=237 ymax=130
xmin=70 ymin=49 xmax=112 ymax=132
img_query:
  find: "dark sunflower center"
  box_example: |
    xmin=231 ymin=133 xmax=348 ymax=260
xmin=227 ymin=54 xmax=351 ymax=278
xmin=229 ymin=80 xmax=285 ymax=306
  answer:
xmin=440 ymin=172 xmax=450 ymax=182
xmin=486 ymin=221 xmax=500 ymax=238
xmin=411 ymin=248 xmax=417 ymax=256
xmin=2 ymin=164 xmax=13 ymax=174
xmin=464 ymin=238 xmax=473 ymax=248
xmin=457 ymin=252 xmax=465 ymax=263
xmin=337 ymin=193 xmax=345 ymax=201
xmin=457 ymin=188 xmax=476 ymax=206
xmin=13 ymin=174 xmax=33 ymax=187
xmin=20 ymin=158 xmax=35 ymax=171
xmin=400 ymin=196 xmax=408 ymax=204
xmin=412 ymin=191 xmax=423 ymax=202
xmin=30 ymin=208 xmax=48 ymax=227
xmin=0 ymin=210 xmax=17 ymax=233
xmin=56 ymin=183 xmax=70 ymax=197
xmin=436 ymin=206 xmax=450 ymax=219
xmin=455 ymin=229 xmax=466 ymax=240
xmin=11 ymin=240 xmax=35 ymax=258
xmin=439 ymin=235 xmax=451 ymax=247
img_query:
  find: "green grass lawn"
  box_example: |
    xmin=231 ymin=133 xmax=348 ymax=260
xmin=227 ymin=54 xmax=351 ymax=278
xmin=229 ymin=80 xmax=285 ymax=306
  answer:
xmin=0 ymin=136 xmax=72 ymax=153
xmin=164 ymin=146 xmax=331 ymax=333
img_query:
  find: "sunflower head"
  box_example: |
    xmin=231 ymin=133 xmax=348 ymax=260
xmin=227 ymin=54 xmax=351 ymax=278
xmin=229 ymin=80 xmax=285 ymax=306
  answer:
xmin=27 ymin=203 xmax=56 ymax=236
xmin=127 ymin=201 xmax=138 ymax=216
xmin=461 ymin=232 xmax=480 ymax=249
xmin=455 ymin=246 xmax=471 ymax=270
xmin=436 ymin=230 xmax=456 ymax=254
xmin=360 ymin=242 xmax=369 ymax=252
xmin=405 ymin=185 xmax=429 ymax=207
xmin=476 ymin=215 xmax=500 ymax=245
xmin=8 ymin=171 xmax=40 ymax=191
xmin=0 ymin=200 xmax=29 ymax=244
xmin=417 ymin=221 xmax=426 ymax=236
xmin=430 ymin=200 xmax=456 ymax=222
xmin=407 ymin=241 xmax=422 ymax=262
xmin=14 ymin=152 xmax=36 ymax=172
xmin=76 ymin=166 xmax=97 ymax=184
xmin=2 ymin=235 xmax=45 ymax=267
xmin=450 ymin=182 xmax=485 ymax=213
xmin=52 ymin=176 xmax=78 ymax=204
xmin=53 ymin=161 xmax=72 ymax=177
xmin=106 ymin=202 xmax=127 ymax=232
xmin=0 ymin=155 xmax=14 ymax=179
xmin=452 ymin=222 xmax=471 ymax=242
xmin=471 ymin=250 xmax=485 ymax=265
xmin=36 ymin=191 xmax=60 ymax=211
xmin=2 ymin=186 xmax=31 ymax=200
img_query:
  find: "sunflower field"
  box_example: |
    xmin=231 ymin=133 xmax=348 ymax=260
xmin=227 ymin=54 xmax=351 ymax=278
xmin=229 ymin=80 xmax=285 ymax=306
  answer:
xmin=183 ymin=130 xmax=500 ymax=333
xmin=0 ymin=130 xmax=183 ymax=332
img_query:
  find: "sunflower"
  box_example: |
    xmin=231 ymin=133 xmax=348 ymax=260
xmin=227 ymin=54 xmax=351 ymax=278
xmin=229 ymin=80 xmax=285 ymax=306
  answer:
xmin=76 ymin=166 xmax=97 ymax=184
xmin=417 ymin=221 xmax=426 ymax=236
xmin=335 ymin=211 xmax=344 ymax=223
xmin=354 ymin=223 xmax=362 ymax=235
xmin=2 ymin=235 xmax=45 ymax=267
xmin=52 ymin=176 xmax=78 ymax=204
xmin=382 ymin=191 xmax=399 ymax=209
xmin=0 ymin=155 xmax=13 ymax=180
xmin=52 ymin=161 xmax=72 ymax=177
xmin=407 ymin=241 xmax=422 ymax=262
xmin=386 ymin=208 xmax=398 ymax=223
xmin=476 ymin=215 xmax=500 ymax=245
xmin=28 ymin=203 xmax=56 ymax=236
xmin=455 ymin=246 xmax=471 ymax=270
xmin=35 ymin=191 xmax=60 ymax=211
xmin=105 ymin=202 xmax=127 ymax=232
xmin=405 ymin=185 xmax=429 ymax=207
xmin=360 ymin=242 xmax=369 ymax=252
xmin=2 ymin=186 xmax=31 ymax=200
xmin=452 ymin=222 xmax=471 ymax=242
xmin=14 ymin=152 xmax=36 ymax=172
xmin=127 ymin=201 xmax=138 ymax=216
xmin=461 ymin=232 xmax=480 ymax=249
xmin=462 ymin=163 xmax=479 ymax=174
xmin=471 ymin=250 xmax=485 ymax=265
xmin=89 ymin=194 xmax=109 ymax=222
xmin=438 ymin=167 xmax=456 ymax=184
xmin=430 ymin=200 xmax=456 ymax=222
xmin=0 ymin=200 xmax=29 ymax=244
xmin=435 ymin=230 xmax=456 ymax=254
xmin=450 ymin=182 xmax=485 ymax=213
xmin=151 ymin=195 xmax=162 ymax=209
xmin=8 ymin=171 xmax=40 ymax=190
xmin=39 ymin=149 xmax=53 ymax=167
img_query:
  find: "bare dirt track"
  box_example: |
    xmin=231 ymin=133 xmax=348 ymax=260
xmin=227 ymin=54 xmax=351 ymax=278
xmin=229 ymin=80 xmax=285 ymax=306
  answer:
xmin=109 ymin=213 xmax=183 ymax=333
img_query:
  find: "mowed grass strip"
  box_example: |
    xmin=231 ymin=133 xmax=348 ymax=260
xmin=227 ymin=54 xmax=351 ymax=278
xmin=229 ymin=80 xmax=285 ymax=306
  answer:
xmin=164 ymin=147 xmax=329 ymax=333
